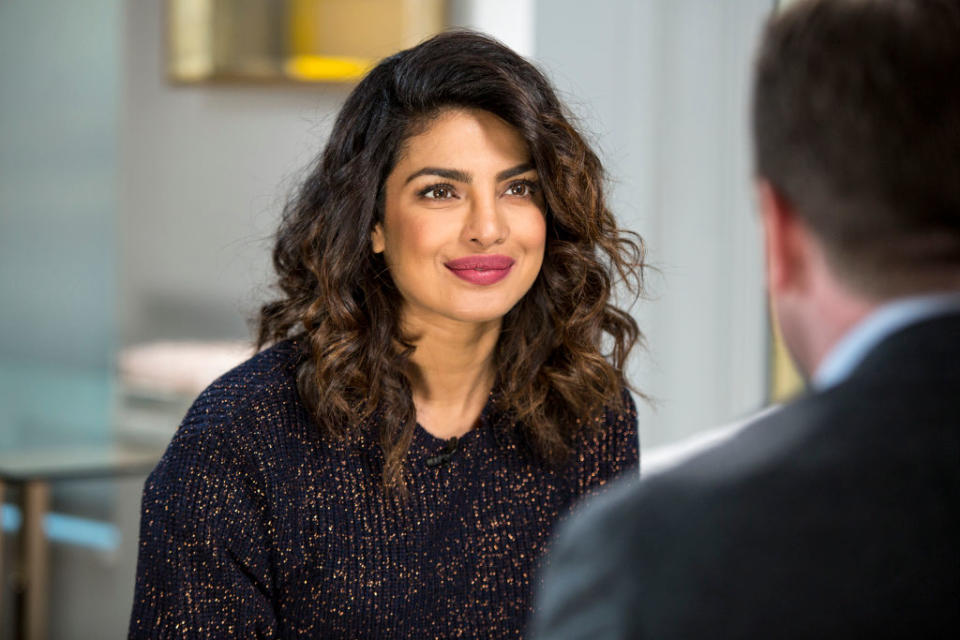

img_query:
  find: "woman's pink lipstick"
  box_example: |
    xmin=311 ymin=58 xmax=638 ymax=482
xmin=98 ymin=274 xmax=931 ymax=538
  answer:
xmin=444 ymin=255 xmax=515 ymax=285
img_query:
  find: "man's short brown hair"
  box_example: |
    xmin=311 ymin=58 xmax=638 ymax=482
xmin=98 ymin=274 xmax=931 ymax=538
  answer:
xmin=752 ymin=0 xmax=960 ymax=297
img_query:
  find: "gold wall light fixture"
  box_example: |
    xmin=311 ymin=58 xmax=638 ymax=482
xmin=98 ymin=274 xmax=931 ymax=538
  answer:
xmin=167 ymin=0 xmax=446 ymax=84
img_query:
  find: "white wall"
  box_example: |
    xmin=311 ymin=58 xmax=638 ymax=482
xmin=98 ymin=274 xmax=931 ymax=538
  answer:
xmin=535 ymin=0 xmax=773 ymax=446
xmin=449 ymin=0 xmax=536 ymax=56
xmin=119 ymin=1 xmax=351 ymax=347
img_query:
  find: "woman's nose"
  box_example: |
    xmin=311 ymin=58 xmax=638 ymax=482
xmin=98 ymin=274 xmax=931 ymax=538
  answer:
xmin=463 ymin=193 xmax=508 ymax=247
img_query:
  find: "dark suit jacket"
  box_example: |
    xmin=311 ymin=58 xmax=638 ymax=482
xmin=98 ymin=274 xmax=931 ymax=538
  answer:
xmin=531 ymin=313 xmax=960 ymax=639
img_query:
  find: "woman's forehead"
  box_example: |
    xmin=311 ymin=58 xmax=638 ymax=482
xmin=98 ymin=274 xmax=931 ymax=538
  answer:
xmin=392 ymin=108 xmax=533 ymax=175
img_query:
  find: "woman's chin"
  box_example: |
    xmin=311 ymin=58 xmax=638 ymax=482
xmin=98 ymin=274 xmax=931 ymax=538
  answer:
xmin=443 ymin=306 xmax=512 ymax=325
xmin=430 ymin=300 xmax=519 ymax=327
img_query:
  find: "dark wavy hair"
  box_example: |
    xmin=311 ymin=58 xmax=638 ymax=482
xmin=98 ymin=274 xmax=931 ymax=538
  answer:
xmin=258 ymin=30 xmax=644 ymax=492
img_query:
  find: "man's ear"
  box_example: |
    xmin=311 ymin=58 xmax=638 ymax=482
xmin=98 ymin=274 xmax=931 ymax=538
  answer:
xmin=756 ymin=179 xmax=805 ymax=295
xmin=371 ymin=223 xmax=385 ymax=254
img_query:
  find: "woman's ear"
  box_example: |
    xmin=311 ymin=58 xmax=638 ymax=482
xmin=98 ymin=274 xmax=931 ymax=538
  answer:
xmin=371 ymin=223 xmax=385 ymax=254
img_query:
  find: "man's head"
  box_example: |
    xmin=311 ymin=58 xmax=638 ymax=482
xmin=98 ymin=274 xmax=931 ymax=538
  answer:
xmin=752 ymin=0 xmax=960 ymax=374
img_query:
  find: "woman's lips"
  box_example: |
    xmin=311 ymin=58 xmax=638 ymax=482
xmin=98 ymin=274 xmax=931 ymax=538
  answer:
xmin=444 ymin=255 xmax=515 ymax=285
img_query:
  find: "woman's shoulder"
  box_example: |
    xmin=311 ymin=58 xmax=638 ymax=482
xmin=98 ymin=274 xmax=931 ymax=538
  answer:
xmin=566 ymin=387 xmax=640 ymax=489
xmin=173 ymin=338 xmax=306 ymax=443
xmin=146 ymin=340 xmax=310 ymax=492
xmin=575 ymin=387 xmax=639 ymax=444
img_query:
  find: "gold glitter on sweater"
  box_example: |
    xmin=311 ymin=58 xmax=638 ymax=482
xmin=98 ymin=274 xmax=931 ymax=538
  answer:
xmin=129 ymin=341 xmax=639 ymax=639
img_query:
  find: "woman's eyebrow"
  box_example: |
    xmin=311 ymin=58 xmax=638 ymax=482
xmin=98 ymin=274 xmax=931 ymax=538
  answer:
xmin=496 ymin=162 xmax=535 ymax=181
xmin=404 ymin=162 xmax=536 ymax=185
xmin=405 ymin=167 xmax=471 ymax=184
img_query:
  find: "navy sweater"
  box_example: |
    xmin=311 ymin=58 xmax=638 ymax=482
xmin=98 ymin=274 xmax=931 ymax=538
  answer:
xmin=129 ymin=340 xmax=638 ymax=639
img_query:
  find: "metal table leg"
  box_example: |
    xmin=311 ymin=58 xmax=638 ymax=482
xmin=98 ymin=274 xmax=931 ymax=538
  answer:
xmin=17 ymin=481 xmax=49 ymax=640
xmin=0 ymin=480 xmax=5 ymax=630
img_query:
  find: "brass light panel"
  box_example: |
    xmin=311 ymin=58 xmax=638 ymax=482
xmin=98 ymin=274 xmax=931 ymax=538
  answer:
xmin=167 ymin=0 xmax=446 ymax=84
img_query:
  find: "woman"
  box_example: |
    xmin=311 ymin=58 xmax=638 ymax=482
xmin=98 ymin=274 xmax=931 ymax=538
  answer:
xmin=130 ymin=31 xmax=644 ymax=639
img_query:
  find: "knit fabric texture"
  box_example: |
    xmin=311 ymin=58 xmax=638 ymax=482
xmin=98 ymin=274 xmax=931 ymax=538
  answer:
xmin=129 ymin=340 xmax=639 ymax=639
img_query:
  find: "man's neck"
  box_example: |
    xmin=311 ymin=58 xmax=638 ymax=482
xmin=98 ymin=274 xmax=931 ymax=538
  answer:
xmin=802 ymin=288 xmax=876 ymax=378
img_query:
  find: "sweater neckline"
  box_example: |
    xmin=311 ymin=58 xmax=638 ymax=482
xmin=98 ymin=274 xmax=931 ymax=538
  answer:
xmin=408 ymin=389 xmax=500 ymax=457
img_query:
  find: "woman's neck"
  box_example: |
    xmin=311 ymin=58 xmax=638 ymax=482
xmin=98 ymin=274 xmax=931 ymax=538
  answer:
xmin=404 ymin=314 xmax=500 ymax=440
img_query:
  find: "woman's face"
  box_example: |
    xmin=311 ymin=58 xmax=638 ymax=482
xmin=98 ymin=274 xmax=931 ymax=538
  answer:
xmin=373 ymin=108 xmax=547 ymax=330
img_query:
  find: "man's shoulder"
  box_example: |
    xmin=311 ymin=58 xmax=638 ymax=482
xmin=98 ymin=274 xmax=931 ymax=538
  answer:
xmin=578 ymin=363 xmax=959 ymax=544
xmin=537 ymin=381 xmax=960 ymax=638
xmin=573 ymin=396 xmax=837 ymax=536
xmin=639 ymin=401 xmax=817 ymax=493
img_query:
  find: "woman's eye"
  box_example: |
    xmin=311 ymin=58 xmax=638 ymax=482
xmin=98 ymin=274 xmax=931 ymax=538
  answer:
xmin=506 ymin=180 xmax=537 ymax=197
xmin=421 ymin=184 xmax=455 ymax=200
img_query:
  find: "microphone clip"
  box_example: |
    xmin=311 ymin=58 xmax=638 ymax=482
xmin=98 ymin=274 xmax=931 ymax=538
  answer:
xmin=425 ymin=436 xmax=459 ymax=468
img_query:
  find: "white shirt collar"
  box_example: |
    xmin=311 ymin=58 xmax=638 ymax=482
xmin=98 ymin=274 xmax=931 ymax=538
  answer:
xmin=813 ymin=291 xmax=960 ymax=390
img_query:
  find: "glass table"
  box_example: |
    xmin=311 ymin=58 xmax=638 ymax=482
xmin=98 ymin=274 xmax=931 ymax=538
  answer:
xmin=0 ymin=443 xmax=164 ymax=640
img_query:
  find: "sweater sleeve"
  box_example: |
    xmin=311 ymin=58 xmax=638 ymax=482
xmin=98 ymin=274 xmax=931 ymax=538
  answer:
xmin=128 ymin=410 xmax=278 ymax=639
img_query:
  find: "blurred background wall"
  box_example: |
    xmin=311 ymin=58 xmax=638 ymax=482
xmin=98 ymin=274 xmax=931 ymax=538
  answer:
xmin=537 ymin=0 xmax=771 ymax=446
xmin=0 ymin=0 xmax=119 ymax=448
xmin=120 ymin=1 xmax=348 ymax=348
xmin=1 ymin=2 xmax=124 ymax=637
xmin=1 ymin=1 xmax=772 ymax=637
